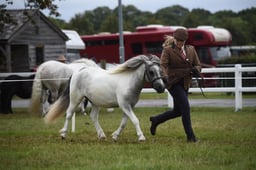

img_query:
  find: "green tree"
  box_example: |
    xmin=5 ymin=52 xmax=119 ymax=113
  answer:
xmin=238 ymin=7 xmax=256 ymax=44
xmin=209 ymin=10 xmax=251 ymax=45
xmin=69 ymin=13 xmax=94 ymax=35
xmin=48 ymin=17 xmax=69 ymax=29
xmin=224 ymin=17 xmax=249 ymax=45
xmin=89 ymin=7 xmax=113 ymax=31
xmin=99 ymin=14 xmax=118 ymax=33
xmin=155 ymin=5 xmax=189 ymax=25
xmin=122 ymin=5 xmax=144 ymax=30
xmin=23 ymin=0 xmax=60 ymax=16
xmin=4 ymin=1 xmax=255 ymax=45
xmin=68 ymin=7 xmax=114 ymax=34
xmin=0 ymin=2 xmax=16 ymax=32
xmin=209 ymin=10 xmax=237 ymax=26
xmin=183 ymin=9 xmax=212 ymax=27
xmin=0 ymin=0 xmax=60 ymax=32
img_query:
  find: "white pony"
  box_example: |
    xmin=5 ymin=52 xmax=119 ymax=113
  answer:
xmin=45 ymin=55 xmax=165 ymax=142
xmin=30 ymin=58 xmax=98 ymax=115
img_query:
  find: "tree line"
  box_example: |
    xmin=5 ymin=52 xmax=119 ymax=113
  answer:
xmin=1 ymin=1 xmax=255 ymax=45
xmin=50 ymin=5 xmax=256 ymax=45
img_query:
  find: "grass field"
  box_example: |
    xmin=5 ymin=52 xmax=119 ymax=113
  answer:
xmin=0 ymin=107 xmax=255 ymax=170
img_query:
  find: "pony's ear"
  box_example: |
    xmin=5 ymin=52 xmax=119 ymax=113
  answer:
xmin=126 ymin=55 xmax=146 ymax=68
xmin=148 ymin=54 xmax=160 ymax=64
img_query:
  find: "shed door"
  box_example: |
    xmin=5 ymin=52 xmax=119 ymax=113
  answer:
xmin=11 ymin=45 xmax=29 ymax=72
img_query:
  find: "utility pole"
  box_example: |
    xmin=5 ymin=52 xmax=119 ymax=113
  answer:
xmin=118 ymin=0 xmax=125 ymax=63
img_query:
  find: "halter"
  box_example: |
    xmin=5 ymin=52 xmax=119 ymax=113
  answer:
xmin=144 ymin=62 xmax=164 ymax=85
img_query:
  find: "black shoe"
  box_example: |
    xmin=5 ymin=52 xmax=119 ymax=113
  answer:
xmin=150 ymin=117 xmax=157 ymax=136
xmin=187 ymin=136 xmax=197 ymax=143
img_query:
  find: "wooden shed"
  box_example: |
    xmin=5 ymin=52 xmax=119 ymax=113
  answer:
xmin=0 ymin=9 xmax=68 ymax=72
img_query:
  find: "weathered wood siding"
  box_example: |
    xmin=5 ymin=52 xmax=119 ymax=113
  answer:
xmin=10 ymin=12 xmax=66 ymax=70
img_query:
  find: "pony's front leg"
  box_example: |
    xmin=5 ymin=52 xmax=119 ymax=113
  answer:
xmin=90 ymin=105 xmax=106 ymax=140
xmin=121 ymin=105 xmax=146 ymax=142
xmin=112 ymin=114 xmax=128 ymax=141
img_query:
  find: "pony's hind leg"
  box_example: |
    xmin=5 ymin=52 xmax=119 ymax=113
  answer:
xmin=90 ymin=105 xmax=106 ymax=140
xmin=112 ymin=114 xmax=128 ymax=141
xmin=78 ymin=98 xmax=88 ymax=115
xmin=41 ymin=89 xmax=50 ymax=116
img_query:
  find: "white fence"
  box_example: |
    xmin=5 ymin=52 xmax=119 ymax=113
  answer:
xmin=1 ymin=64 xmax=256 ymax=112
xmin=142 ymin=64 xmax=256 ymax=112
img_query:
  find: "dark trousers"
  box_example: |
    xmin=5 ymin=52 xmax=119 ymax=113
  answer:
xmin=153 ymin=84 xmax=195 ymax=139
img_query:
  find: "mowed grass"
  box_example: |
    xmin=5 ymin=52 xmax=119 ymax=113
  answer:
xmin=0 ymin=107 xmax=255 ymax=170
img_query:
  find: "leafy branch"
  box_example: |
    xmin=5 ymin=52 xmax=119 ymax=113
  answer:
xmin=0 ymin=0 xmax=60 ymax=32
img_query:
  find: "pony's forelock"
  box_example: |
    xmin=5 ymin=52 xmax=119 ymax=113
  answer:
xmin=108 ymin=55 xmax=160 ymax=74
xmin=149 ymin=54 xmax=160 ymax=65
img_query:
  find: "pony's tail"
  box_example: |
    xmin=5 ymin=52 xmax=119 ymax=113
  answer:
xmin=44 ymin=80 xmax=70 ymax=124
xmin=30 ymin=66 xmax=43 ymax=114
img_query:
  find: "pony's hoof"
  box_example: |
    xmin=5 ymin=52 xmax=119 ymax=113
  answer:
xmin=59 ymin=129 xmax=67 ymax=139
xmin=112 ymin=135 xmax=118 ymax=142
xmin=98 ymin=134 xmax=106 ymax=140
xmin=138 ymin=135 xmax=146 ymax=142
xmin=111 ymin=132 xmax=119 ymax=142
xmin=60 ymin=133 xmax=67 ymax=139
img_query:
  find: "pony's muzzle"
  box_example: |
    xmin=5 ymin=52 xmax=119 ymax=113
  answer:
xmin=153 ymin=81 xmax=165 ymax=93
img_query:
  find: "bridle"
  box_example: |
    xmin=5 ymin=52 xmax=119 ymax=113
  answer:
xmin=144 ymin=62 xmax=165 ymax=85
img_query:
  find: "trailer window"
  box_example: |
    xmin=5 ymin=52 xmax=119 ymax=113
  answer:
xmin=145 ymin=41 xmax=162 ymax=54
xmin=131 ymin=43 xmax=142 ymax=54
xmin=193 ymin=33 xmax=203 ymax=41
xmin=86 ymin=40 xmax=102 ymax=46
xmin=104 ymin=39 xmax=118 ymax=45
xmin=210 ymin=46 xmax=231 ymax=61
xmin=197 ymin=47 xmax=211 ymax=64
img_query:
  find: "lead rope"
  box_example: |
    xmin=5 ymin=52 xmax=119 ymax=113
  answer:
xmin=192 ymin=72 xmax=206 ymax=98
xmin=184 ymin=46 xmax=206 ymax=97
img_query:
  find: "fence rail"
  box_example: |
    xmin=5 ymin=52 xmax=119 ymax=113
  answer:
xmin=143 ymin=64 xmax=256 ymax=112
xmin=1 ymin=64 xmax=256 ymax=112
xmin=0 ymin=72 xmax=35 ymax=77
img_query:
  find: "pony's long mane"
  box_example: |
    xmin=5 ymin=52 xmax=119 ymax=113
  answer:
xmin=71 ymin=58 xmax=98 ymax=67
xmin=107 ymin=55 xmax=159 ymax=74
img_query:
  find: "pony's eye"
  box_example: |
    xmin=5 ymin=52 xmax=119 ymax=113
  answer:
xmin=149 ymin=70 xmax=154 ymax=76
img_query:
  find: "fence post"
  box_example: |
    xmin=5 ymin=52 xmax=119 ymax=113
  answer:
xmin=167 ymin=93 xmax=173 ymax=108
xmin=235 ymin=64 xmax=242 ymax=112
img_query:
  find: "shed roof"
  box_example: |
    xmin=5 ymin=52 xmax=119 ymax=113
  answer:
xmin=62 ymin=29 xmax=85 ymax=50
xmin=0 ymin=9 xmax=68 ymax=42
